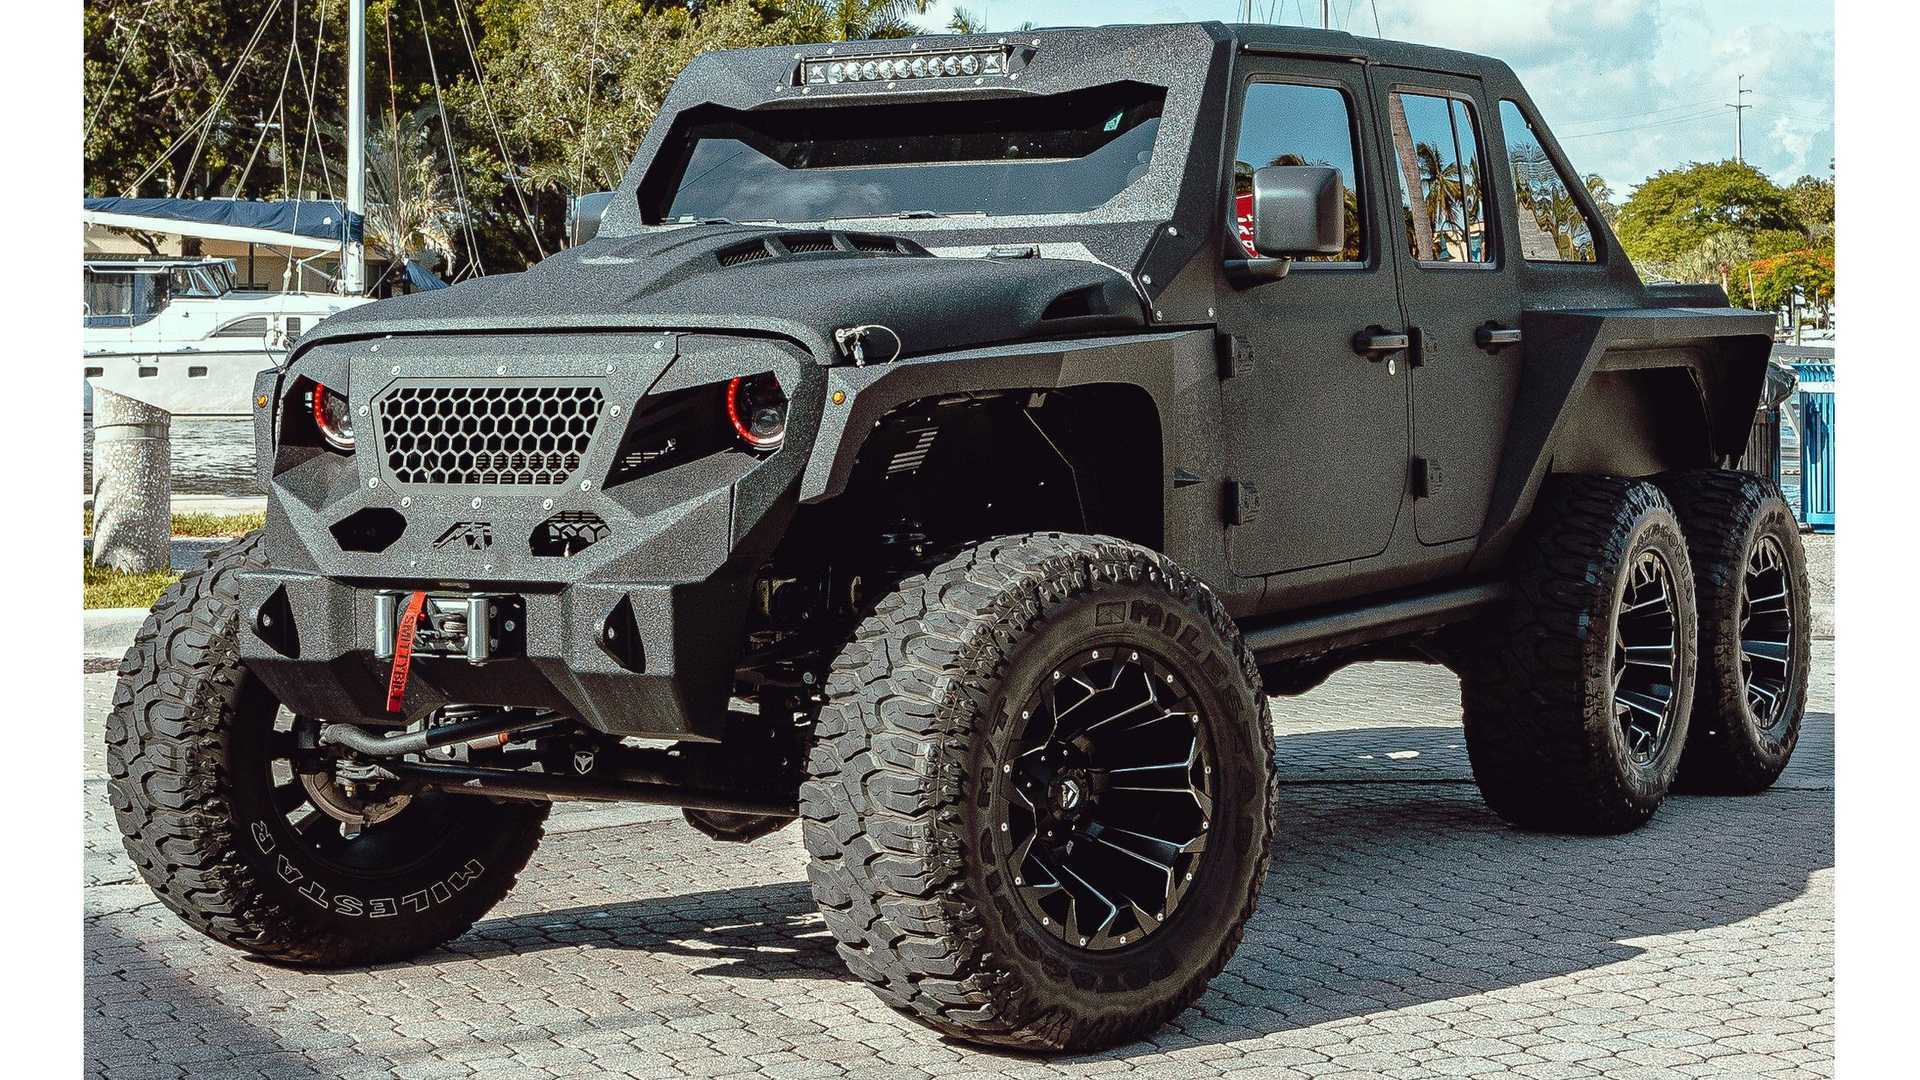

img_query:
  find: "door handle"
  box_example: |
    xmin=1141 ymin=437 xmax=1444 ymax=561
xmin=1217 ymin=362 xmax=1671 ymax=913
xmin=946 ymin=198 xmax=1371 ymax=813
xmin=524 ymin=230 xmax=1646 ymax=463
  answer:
xmin=1352 ymin=327 xmax=1410 ymax=357
xmin=1475 ymin=321 xmax=1523 ymax=354
xmin=1352 ymin=326 xmax=1416 ymax=374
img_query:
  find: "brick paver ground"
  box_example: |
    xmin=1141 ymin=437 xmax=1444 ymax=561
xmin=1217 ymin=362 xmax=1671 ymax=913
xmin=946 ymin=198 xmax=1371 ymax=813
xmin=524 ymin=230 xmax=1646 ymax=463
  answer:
xmin=85 ymin=642 xmax=1834 ymax=1079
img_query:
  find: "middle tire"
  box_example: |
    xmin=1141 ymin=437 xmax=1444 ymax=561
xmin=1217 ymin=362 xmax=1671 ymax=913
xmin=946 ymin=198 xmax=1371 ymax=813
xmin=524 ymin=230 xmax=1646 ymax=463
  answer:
xmin=1461 ymin=476 xmax=1698 ymax=833
xmin=801 ymin=533 xmax=1276 ymax=1052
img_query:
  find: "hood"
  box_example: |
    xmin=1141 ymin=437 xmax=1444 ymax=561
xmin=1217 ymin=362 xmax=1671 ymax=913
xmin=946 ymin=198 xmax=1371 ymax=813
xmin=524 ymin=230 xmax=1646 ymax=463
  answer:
xmin=297 ymin=225 xmax=1146 ymax=363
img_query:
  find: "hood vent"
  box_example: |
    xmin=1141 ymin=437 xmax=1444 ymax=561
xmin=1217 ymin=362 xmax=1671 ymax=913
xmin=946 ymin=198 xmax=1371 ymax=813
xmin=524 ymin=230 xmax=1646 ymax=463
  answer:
xmin=714 ymin=231 xmax=926 ymax=268
xmin=780 ymin=233 xmax=836 ymax=254
xmin=718 ymin=242 xmax=774 ymax=267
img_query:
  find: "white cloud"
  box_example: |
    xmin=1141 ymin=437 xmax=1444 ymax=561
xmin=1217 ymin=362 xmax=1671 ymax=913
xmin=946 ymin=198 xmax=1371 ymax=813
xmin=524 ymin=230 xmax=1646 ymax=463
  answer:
xmin=905 ymin=1 xmax=1832 ymax=192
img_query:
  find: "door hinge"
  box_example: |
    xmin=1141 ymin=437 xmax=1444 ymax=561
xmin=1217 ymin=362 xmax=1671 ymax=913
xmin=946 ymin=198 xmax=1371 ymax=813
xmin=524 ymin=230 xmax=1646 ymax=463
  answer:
xmin=1410 ymin=457 xmax=1440 ymax=498
xmin=1217 ymin=333 xmax=1254 ymax=379
xmin=1225 ymin=479 xmax=1261 ymax=526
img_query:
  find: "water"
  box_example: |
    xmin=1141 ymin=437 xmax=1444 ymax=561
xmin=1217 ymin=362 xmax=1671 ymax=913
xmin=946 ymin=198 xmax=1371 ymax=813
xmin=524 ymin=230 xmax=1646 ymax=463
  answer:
xmin=82 ymin=416 xmax=262 ymax=496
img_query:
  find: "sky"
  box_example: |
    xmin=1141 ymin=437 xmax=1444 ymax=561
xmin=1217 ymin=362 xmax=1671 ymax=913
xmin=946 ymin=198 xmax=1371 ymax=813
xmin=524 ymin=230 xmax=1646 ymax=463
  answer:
xmin=908 ymin=0 xmax=1836 ymax=195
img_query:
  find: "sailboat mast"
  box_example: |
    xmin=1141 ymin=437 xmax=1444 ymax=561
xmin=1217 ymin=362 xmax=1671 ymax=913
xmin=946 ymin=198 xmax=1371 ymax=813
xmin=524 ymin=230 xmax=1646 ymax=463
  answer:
xmin=342 ymin=0 xmax=366 ymax=295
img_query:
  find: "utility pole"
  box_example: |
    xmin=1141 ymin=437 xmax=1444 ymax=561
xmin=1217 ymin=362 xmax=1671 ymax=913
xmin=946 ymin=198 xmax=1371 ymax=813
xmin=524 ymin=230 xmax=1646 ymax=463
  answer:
xmin=1321 ymin=0 xmax=1330 ymax=27
xmin=1728 ymin=74 xmax=1753 ymax=164
xmin=342 ymin=0 xmax=366 ymax=296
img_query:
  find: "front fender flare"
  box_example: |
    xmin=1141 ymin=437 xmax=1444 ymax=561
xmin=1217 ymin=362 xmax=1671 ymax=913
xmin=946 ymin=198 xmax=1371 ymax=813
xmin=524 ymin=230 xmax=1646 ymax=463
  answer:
xmin=797 ymin=330 xmax=1213 ymax=506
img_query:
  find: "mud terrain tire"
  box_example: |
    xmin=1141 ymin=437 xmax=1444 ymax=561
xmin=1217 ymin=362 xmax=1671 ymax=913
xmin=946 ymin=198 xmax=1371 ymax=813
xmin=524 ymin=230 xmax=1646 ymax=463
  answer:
xmin=1461 ymin=477 xmax=1698 ymax=833
xmin=1657 ymin=469 xmax=1811 ymax=793
xmin=104 ymin=531 xmax=548 ymax=966
xmin=801 ymin=533 xmax=1276 ymax=1051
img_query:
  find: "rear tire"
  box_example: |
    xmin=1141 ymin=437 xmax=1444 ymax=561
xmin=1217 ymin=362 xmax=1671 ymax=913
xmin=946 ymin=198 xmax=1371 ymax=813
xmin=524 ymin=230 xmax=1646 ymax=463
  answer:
xmin=1461 ymin=477 xmax=1697 ymax=833
xmin=104 ymin=532 xmax=549 ymax=966
xmin=1657 ymin=469 xmax=1811 ymax=793
xmin=801 ymin=533 xmax=1276 ymax=1051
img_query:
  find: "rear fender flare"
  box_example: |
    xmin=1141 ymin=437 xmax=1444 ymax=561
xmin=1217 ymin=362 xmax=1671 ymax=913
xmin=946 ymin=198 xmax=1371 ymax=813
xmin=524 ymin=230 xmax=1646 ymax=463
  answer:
xmin=1470 ymin=307 xmax=1774 ymax=571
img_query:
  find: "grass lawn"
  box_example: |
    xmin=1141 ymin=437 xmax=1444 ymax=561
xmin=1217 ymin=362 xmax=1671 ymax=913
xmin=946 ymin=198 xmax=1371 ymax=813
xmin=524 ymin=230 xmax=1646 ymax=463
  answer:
xmin=84 ymin=558 xmax=178 ymax=610
xmin=82 ymin=511 xmax=258 ymax=608
xmin=82 ymin=508 xmax=265 ymax=538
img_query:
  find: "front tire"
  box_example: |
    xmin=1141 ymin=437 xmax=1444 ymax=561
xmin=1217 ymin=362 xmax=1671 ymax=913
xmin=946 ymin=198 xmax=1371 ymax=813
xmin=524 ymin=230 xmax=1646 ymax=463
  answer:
xmin=1461 ymin=477 xmax=1698 ymax=833
xmin=1657 ymin=469 xmax=1811 ymax=793
xmin=801 ymin=533 xmax=1276 ymax=1051
xmin=104 ymin=532 xmax=549 ymax=966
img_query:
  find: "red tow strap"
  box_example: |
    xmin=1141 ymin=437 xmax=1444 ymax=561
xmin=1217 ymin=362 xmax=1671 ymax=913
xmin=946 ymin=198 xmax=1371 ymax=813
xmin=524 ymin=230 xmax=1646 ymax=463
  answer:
xmin=386 ymin=591 xmax=428 ymax=713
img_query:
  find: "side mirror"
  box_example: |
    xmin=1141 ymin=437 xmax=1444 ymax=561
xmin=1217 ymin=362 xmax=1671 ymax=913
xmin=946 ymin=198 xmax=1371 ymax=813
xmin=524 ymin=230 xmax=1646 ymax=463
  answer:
xmin=1250 ymin=165 xmax=1345 ymax=258
xmin=569 ymin=190 xmax=616 ymax=247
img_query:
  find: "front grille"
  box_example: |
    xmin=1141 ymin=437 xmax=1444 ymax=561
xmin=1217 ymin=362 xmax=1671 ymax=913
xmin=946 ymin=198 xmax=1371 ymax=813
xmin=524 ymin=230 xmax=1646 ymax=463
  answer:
xmin=378 ymin=384 xmax=604 ymax=486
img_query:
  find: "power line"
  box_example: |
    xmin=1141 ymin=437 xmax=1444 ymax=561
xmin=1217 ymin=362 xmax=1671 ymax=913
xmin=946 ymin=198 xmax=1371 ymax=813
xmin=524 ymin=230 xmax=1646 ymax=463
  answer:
xmin=1555 ymin=97 xmax=1722 ymax=129
xmin=1556 ymin=108 xmax=1728 ymax=140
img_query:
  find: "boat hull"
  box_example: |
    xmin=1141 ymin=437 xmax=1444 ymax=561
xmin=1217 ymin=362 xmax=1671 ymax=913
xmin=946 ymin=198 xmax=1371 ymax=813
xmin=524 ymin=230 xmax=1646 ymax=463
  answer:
xmin=84 ymin=348 xmax=277 ymax=418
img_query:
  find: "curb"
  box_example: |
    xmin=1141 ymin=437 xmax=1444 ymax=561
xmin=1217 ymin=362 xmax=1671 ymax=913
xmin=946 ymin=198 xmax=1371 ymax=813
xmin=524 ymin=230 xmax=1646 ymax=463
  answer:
xmin=83 ymin=607 xmax=148 ymax=660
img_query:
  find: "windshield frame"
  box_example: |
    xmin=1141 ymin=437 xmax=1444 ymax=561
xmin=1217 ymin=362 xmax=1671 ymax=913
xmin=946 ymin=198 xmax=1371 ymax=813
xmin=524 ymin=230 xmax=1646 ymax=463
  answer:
xmin=637 ymin=82 xmax=1173 ymax=228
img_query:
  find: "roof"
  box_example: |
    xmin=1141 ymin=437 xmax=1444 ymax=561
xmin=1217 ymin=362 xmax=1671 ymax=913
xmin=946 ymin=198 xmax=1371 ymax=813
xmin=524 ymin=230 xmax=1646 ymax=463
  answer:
xmin=82 ymin=198 xmax=359 ymax=252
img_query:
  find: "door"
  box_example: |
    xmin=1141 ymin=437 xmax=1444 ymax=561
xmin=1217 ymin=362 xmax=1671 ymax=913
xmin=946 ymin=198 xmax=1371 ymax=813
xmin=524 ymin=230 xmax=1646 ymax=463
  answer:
xmin=1371 ymin=69 xmax=1523 ymax=546
xmin=1216 ymin=62 xmax=1410 ymax=578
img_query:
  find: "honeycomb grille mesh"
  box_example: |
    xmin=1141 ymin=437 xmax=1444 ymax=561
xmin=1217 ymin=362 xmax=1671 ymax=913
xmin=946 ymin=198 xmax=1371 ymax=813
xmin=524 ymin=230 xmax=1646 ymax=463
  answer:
xmin=379 ymin=384 xmax=604 ymax=486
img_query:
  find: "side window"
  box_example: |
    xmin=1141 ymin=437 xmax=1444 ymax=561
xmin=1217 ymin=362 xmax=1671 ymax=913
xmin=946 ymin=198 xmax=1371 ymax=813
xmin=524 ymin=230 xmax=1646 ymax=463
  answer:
xmin=1499 ymin=99 xmax=1599 ymax=262
xmin=1231 ymin=82 xmax=1366 ymax=263
xmin=213 ymin=317 xmax=269 ymax=339
xmin=1387 ymin=91 xmax=1492 ymax=264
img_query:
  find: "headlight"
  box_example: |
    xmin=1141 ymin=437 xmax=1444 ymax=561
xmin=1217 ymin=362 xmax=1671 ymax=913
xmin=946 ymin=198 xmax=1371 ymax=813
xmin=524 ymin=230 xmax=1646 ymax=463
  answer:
xmin=725 ymin=375 xmax=786 ymax=450
xmin=310 ymin=382 xmax=355 ymax=451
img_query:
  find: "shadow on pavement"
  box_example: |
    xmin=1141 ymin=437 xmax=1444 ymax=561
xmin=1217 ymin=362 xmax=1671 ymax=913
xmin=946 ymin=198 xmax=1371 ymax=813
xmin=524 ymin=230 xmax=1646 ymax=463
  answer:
xmin=451 ymin=723 xmax=1832 ymax=1051
xmin=85 ymin=722 xmax=1834 ymax=1071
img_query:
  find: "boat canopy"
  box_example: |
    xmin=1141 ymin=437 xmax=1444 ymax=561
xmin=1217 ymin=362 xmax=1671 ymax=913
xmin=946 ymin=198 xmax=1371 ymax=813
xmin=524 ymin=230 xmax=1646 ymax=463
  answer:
xmin=83 ymin=197 xmax=362 ymax=252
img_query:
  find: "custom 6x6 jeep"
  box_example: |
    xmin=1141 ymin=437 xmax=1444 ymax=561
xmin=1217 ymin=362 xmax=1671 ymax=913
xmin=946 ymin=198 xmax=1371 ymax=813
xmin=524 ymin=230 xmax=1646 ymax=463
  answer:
xmin=108 ymin=24 xmax=1809 ymax=1051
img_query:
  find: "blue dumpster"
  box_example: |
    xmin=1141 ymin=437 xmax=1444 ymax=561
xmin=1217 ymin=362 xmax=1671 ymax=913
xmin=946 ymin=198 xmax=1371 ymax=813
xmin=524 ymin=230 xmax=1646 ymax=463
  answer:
xmin=1793 ymin=359 xmax=1835 ymax=532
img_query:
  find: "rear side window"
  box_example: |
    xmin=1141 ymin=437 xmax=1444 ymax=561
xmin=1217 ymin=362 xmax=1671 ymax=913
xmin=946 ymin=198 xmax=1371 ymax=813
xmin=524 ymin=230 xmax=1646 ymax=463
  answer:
xmin=1387 ymin=91 xmax=1492 ymax=264
xmin=1499 ymin=100 xmax=1599 ymax=262
xmin=1231 ymin=82 xmax=1366 ymax=262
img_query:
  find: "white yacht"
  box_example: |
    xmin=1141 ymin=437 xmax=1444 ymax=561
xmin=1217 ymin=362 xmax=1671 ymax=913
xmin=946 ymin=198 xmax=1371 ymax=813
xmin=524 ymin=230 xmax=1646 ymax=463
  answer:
xmin=83 ymin=256 xmax=368 ymax=417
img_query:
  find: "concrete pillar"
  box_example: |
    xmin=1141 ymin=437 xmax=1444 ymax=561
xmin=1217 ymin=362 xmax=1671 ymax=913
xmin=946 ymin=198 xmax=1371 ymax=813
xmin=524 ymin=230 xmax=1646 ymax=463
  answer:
xmin=90 ymin=386 xmax=172 ymax=573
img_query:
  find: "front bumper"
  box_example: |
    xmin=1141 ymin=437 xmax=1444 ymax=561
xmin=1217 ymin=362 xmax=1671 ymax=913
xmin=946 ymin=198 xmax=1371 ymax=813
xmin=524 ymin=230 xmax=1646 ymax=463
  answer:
xmin=240 ymin=330 xmax=819 ymax=739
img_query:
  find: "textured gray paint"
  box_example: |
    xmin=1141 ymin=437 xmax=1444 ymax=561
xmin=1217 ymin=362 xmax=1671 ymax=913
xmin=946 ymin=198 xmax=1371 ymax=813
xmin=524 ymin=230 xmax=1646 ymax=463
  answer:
xmin=89 ymin=387 xmax=172 ymax=574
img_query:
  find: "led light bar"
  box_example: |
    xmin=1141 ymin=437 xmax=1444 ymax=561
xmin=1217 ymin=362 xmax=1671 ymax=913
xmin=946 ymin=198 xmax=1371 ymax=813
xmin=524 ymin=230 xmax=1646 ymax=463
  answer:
xmin=801 ymin=46 xmax=1010 ymax=87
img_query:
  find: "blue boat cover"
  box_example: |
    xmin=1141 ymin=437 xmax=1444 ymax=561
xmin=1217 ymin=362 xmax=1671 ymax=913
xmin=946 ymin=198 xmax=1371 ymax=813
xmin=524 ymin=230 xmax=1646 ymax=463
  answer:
xmin=404 ymin=259 xmax=449 ymax=291
xmin=83 ymin=197 xmax=362 ymax=243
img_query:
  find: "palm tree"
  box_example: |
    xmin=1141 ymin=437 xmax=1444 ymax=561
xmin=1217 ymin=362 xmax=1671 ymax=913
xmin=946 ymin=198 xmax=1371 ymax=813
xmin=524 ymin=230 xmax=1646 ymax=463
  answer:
xmin=363 ymin=111 xmax=460 ymax=284
xmin=1386 ymin=94 xmax=1434 ymax=261
xmin=947 ymin=6 xmax=985 ymax=33
xmin=803 ymin=0 xmax=933 ymax=40
xmin=1415 ymin=141 xmax=1464 ymax=258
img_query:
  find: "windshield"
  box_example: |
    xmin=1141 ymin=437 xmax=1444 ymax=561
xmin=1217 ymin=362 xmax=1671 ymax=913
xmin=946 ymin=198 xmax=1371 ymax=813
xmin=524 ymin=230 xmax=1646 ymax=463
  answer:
xmin=83 ymin=269 xmax=169 ymax=327
xmin=171 ymin=262 xmax=233 ymax=297
xmin=641 ymin=83 xmax=1165 ymax=224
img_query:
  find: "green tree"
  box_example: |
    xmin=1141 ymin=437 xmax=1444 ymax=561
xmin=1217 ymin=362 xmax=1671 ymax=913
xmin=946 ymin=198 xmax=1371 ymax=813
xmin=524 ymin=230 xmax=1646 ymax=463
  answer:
xmin=1614 ymin=160 xmax=1803 ymax=269
xmin=1785 ymin=174 xmax=1835 ymax=245
xmin=1749 ymin=248 xmax=1835 ymax=315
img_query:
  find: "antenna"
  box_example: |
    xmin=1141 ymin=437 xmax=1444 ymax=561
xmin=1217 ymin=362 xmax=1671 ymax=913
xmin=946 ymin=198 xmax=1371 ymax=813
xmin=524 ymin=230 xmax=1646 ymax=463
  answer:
xmin=1728 ymin=74 xmax=1753 ymax=164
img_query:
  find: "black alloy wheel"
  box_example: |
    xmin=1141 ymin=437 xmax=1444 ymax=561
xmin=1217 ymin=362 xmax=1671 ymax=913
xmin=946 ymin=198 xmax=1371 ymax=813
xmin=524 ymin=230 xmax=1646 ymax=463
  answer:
xmin=1655 ymin=467 xmax=1810 ymax=794
xmin=1739 ymin=534 xmax=1797 ymax=731
xmin=1612 ymin=548 xmax=1682 ymax=768
xmin=1001 ymin=646 xmax=1214 ymax=951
